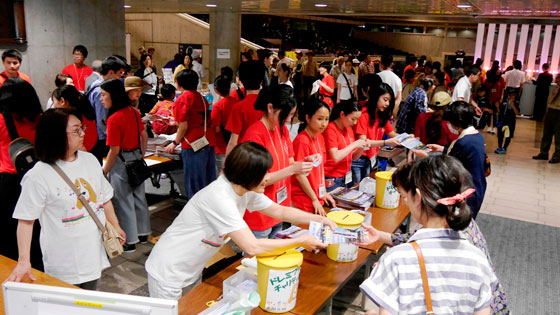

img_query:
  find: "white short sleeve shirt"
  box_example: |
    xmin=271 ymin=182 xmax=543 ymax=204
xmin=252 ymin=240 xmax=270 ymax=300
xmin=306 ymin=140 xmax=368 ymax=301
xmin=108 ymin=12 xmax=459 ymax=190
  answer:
xmin=503 ymin=69 xmax=526 ymax=88
xmin=145 ymin=175 xmax=273 ymax=288
xmin=336 ymin=72 xmax=357 ymax=100
xmin=452 ymin=76 xmax=472 ymax=103
xmin=378 ymin=70 xmax=403 ymax=97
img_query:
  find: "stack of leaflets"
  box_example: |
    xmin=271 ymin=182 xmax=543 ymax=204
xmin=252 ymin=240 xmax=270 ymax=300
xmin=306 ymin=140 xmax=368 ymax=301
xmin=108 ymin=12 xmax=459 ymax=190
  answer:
xmin=275 ymin=226 xmax=308 ymax=239
xmin=330 ymin=188 xmax=375 ymax=210
xmin=308 ymin=221 xmax=368 ymax=244
xmin=394 ymin=133 xmax=429 ymax=150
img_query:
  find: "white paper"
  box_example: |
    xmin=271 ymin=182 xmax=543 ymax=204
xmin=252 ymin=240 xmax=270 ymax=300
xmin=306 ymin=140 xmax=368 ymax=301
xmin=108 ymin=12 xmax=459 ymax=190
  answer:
xmin=310 ymin=80 xmax=320 ymax=95
xmin=162 ymin=68 xmax=174 ymax=85
xmin=217 ymin=49 xmax=230 ymax=59
xmin=265 ymin=267 xmax=300 ymax=312
xmin=336 ymin=244 xmax=359 ymax=261
xmin=145 ymin=159 xmax=160 ymax=167
xmin=382 ymin=180 xmax=400 ymax=208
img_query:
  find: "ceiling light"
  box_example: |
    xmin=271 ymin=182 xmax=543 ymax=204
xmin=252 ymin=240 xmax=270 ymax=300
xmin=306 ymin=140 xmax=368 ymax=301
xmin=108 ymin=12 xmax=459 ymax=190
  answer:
xmin=124 ymin=4 xmax=131 ymax=8
xmin=457 ymin=4 xmax=472 ymax=8
xmin=206 ymin=3 xmax=217 ymax=7
xmin=315 ymin=3 xmax=328 ymax=8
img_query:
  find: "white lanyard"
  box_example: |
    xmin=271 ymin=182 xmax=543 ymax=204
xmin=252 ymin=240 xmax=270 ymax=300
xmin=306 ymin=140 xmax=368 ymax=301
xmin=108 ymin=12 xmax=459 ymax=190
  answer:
xmin=73 ymin=64 xmax=84 ymax=86
xmin=337 ymin=125 xmax=351 ymax=171
xmin=305 ymin=129 xmax=325 ymax=188
xmin=263 ymin=120 xmax=287 ymax=186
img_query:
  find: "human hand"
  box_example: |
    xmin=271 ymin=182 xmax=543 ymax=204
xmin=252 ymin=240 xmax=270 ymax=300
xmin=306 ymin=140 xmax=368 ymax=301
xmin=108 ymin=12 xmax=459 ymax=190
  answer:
xmin=297 ymin=234 xmax=328 ymax=251
xmin=116 ymin=226 xmax=126 ymax=245
xmin=474 ymin=105 xmax=482 ymax=116
xmin=385 ymin=137 xmax=400 ymax=147
xmin=4 ymin=261 xmax=35 ymax=283
xmin=353 ymin=139 xmax=367 ymax=149
xmin=292 ymin=161 xmax=314 ymax=175
xmin=411 ymin=149 xmax=429 ymax=158
xmin=354 ymin=223 xmax=381 ymax=246
xmin=320 ymin=216 xmax=337 ymax=231
xmin=324 ymin=193 xmax=336 ymax=207
xmin=312 ymin=199 xmax=327 ymax=216
xmin=165 ymin=142 xmax=177 ymax=154
xmin=427 ymin=144 xmax=444 ymax=153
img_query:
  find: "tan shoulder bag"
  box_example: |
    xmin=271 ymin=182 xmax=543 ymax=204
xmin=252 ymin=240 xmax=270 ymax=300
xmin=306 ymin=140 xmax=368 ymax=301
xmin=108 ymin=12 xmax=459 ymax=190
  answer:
xmin=410 ymin=241 xmax=435 ymax=315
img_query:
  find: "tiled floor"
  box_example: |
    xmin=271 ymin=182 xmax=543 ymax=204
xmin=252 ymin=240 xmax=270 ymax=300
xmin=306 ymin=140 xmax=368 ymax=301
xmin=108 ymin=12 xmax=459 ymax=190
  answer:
xmin=99 ymin=117 xmax=559 ymax=314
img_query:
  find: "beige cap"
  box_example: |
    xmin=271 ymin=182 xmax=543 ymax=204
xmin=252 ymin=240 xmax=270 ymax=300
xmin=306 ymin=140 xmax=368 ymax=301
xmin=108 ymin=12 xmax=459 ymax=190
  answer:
xmin=432 ymin=91 xmax=452 ymax=107
xmin=124 ymin=76 xmax=150 ymax=92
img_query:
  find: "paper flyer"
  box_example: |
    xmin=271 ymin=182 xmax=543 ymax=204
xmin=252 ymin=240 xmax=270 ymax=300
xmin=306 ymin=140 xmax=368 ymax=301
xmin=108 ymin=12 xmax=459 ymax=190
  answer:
xmin=394 ymin=133 xmax=428 ymax=150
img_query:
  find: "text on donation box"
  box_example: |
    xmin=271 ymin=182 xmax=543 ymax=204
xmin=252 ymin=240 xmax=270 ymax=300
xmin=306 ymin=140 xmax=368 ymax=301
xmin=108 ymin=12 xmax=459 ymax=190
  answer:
xmin=265 ymin=267 xmax=300 ymax=312
xmin=383 ymin=181 xmax=400 ymax=208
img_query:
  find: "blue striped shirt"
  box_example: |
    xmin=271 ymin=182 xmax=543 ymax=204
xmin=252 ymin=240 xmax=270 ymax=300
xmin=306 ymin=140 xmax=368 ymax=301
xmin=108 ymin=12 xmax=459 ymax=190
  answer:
xmin=360 ymin=228 xmax=497 ymax=314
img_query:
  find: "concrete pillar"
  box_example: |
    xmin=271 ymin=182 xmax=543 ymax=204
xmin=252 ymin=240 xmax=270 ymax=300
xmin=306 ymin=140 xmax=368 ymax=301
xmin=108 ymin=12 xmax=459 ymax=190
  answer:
xmin=209 ymin=5 xmax=241 ymax=83
xmin=0 ymin=0 xmax=125 ymax=105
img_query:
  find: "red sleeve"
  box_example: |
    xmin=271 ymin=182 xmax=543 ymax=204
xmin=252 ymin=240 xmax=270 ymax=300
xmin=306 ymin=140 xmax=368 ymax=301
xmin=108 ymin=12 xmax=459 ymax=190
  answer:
xmin=293 ymin=134 xmax=312 ymax=161
xmin=327 ymin=76 xmax=335 ymax=89
xmin=283 ymin=126 xmax=294 ymax=158
xmin=174 ymin=94 xmax=189 ymax=123
xmin=384 ymin=119 xmax=394 ymax=133
xmin=355 ymin=112 xmax=369 ymax=136
xmin=106 ymin=114 xmax=121 ymax=147
xmin=225 ymin=103 xmax=243 ymax=135
xmin=61 ymin=65 xmax=72 ymax=77
xmin=242 ymin=122 xmax=264 ymax=146
xmin=324 ymin=124 xmax=339 ymax=150
xmin=211 ymin=100 xmax=223 ymax=127
xmin=413 ymin=115 xmax=423 ymax=140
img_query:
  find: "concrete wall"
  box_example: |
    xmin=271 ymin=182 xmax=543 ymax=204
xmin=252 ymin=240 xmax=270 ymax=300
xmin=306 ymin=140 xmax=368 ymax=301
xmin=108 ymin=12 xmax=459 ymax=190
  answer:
xmin=0 ymin=0 xmax=126 ymax=105
xmin=354 ymin=31 xmax=476 ymax=62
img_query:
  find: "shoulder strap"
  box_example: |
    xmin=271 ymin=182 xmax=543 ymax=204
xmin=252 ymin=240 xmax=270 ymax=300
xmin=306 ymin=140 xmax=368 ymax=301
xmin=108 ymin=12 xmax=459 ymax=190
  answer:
xmin=341 ymin=73 xmax=355 ymax=99
xmin=0 ymin=73 xmax=9 ymax=80
xmin=50 ymin=163 xmax=106 ymax=233
xmin=119 ymin=107 xmax=142 ymax=162
xmin=410 ymin=241 xmax=434 ymax=315
xmin=2 ymin=112 xmax=19 ymax=140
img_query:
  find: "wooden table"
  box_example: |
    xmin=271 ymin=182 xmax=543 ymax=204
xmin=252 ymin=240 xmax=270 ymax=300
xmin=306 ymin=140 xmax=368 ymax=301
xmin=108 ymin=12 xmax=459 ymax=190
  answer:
xmin=358 ymin=201 xmax=411 ymax=254
xmin=0 ymin=255 xmax=77 ymax=315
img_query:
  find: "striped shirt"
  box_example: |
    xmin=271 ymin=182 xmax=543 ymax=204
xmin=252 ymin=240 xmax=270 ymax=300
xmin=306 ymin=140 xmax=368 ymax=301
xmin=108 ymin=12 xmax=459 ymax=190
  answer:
xmin=360 ymin=228 xmax=497 ymax=315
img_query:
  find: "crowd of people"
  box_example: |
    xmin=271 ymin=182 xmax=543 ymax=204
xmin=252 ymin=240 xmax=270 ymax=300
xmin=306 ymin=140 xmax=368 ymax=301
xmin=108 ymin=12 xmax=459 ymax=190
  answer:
xmin=1 ymin=40 xmax=560 ymax=314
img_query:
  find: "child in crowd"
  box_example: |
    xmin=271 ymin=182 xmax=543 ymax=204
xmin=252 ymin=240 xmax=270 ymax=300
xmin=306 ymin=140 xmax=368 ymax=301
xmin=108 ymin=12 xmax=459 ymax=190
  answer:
xmin=149 ymin=84 xmax=177 ymax=135
xmin=323 ymin=100 xmax=367 ymax=192
xmin=211 ymin=74 xmax=236 ymax=173
xmin=475 ymin=86 xmax=495 ymax=133
xmin=495 ymin=88 xmax=519 ymax=154
xmin=360 ymin=156 xmax=497 ymax=314
xmin=291 ymin=99 xmax=336 ymax=215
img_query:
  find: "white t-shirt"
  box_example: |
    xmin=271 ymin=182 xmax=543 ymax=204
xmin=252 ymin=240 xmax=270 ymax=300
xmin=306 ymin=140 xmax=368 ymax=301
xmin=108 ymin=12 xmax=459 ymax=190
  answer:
xmin=503 ymin=69 xmax=526 ymax=88
xmin=452 ymin=76 xmax=472 ymax=103
xmin=145 ymin=175 xmax=273 ymax=288
xmin=192 ymin=60 xmax=205 ymax=89
xmin=13 ymin=151 xmax=113 ymax=284
xmin=377 ymin=70 xmax=402 ymax=97
xmin=337 ymin=72 xmax=357 ymax=100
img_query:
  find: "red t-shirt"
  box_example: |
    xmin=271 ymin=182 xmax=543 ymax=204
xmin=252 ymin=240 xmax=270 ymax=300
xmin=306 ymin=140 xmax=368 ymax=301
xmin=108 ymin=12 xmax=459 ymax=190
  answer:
xmin=0 ymin=72 xmax=31 ymax=87
xmin=484 ymin=78 xmax=506 ymax=104
xmin=225 ymin=94 xmax=262 ymax=141
xmin=320 ymin=74 xmax=335 ymax=107
xmin=106 ymin=106 xmax=145 ymax=150
xmin=242 ymin=120 xmax=294 ymax=231
xmin=323 ymin=121 xmax=355 ymax=178
xmin=62 ymin=64 xmax=93 ymax=92
xmin=414 ymin=112 xmax=458 ymax=146
xmin=291 ymin=130 xmax=327 ymax=213
xmin=355 ymin=111 xmax=393 ymax=158
xmin=402 ymin=65 xmax=415 ymax=83
xmin=82 ymin=115 xmax=98 ymax=152
xmin=0 ymin=113 xmax=39 ymax=174
xmin=211 ymin=96 xmax=237 ymax=154
xmin=174 ymin=90 xmax=215 ymax=150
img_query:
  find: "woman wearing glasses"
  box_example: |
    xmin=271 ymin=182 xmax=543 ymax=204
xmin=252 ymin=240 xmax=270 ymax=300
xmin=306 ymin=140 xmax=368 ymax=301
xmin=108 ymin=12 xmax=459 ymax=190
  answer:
xmin=7 ymin=108 xmax=125 ymax=290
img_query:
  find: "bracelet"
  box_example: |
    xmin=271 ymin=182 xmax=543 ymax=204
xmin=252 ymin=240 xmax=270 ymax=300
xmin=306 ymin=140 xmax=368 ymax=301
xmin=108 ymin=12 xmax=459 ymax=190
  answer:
xmin=172 ymin=140 xmax=179 ymax=146
xmin=383 ymin=140 xmax=386 ymax=146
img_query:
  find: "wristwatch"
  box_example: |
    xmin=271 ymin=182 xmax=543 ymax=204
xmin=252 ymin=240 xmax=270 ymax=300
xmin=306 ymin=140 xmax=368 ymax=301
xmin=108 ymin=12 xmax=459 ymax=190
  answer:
xmin=172 ymin=140 xmax=179 ymax=146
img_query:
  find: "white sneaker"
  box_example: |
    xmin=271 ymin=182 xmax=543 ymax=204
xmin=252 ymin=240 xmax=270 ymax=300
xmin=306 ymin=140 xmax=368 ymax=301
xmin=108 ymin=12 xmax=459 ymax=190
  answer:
xmin=492 ymin=127 xmax=497 ymax=134
xmin=486 ymin=127 xmax=492 ymax=133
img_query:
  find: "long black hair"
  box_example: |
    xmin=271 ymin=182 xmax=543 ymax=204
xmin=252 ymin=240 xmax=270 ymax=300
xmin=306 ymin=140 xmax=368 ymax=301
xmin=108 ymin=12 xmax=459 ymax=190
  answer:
xmin=366 ymin=82 xmax=394 ymax=127
xmin=392 ymin=155 xmax=473 ymax=231
xmin=100 ymin=79 xmax=130 ymax=118
xmin=254 ymin=84 xmax=296 ymax=135
xmin=52 ymin=84 xmax=96 ymax=121
xmin=0 ymin=78 xmax=43 ymax=122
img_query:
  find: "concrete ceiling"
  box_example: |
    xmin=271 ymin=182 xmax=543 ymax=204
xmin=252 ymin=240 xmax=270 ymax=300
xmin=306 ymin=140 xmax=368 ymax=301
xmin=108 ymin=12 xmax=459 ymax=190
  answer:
xmin=124 ymin=0 xmax=560 ymax=18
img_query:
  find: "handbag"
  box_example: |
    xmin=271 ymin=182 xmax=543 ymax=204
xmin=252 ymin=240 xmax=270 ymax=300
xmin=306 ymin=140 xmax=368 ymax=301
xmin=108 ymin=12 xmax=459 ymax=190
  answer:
xmin=341 ymin=72 xmax=356 ymax=101
xmin=119 ymin=108 xmax=152 ymax=187
xmin=51 ymin=164 xmax=123 ymax=259
xmin=410 ymin=241 xmax=434 ymax=315
xmin=3 ymin=112 xmax=38 ymax=175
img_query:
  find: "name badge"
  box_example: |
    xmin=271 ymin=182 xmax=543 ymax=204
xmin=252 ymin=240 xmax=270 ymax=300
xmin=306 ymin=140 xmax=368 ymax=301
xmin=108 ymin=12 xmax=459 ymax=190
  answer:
xmin=318 ymin=184 xmax=326 ymax=198
xmin=370 ymin=156 xmax=377 ymax=168
xmin=189 ymin=136 xmax=209 ymax=152
xmin=345 ymin=171 xmax=352 ymax=185
xmin=277 ymin=185 xmax=288 ymax=204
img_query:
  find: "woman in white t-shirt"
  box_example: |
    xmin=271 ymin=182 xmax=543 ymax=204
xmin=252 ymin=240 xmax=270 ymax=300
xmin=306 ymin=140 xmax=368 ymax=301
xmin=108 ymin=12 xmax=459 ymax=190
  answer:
xmin=336 ymin=60 xmax=358 ymax=104
xmin=145 ymin=141 xmax=336 ymax=300
xmin=6 ymin=108 xmax=125 ymax=290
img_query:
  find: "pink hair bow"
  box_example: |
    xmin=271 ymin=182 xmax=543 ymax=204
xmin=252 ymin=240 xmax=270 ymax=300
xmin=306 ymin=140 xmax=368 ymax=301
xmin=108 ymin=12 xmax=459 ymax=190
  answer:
xmin=437 ymin=188 xmax=476 ymax=206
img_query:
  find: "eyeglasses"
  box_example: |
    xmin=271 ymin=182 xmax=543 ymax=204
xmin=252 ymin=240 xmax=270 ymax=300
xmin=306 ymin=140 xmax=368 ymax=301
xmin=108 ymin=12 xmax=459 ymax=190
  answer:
xmin=67 ymin=125 xmax=87 ymax=136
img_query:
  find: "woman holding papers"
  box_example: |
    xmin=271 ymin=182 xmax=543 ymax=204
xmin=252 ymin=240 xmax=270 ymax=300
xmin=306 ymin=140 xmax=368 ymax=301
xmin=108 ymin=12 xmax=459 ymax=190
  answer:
xmin=352 ymin=82 xmax=401 ymax=183
xmin=145 ymin=142 xmax=335 ymax=300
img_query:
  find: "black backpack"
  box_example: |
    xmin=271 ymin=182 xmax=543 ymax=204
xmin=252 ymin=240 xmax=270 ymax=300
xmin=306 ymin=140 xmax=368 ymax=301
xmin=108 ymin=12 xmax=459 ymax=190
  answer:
xmin=3 ymin=112 xmax=38 ymax=174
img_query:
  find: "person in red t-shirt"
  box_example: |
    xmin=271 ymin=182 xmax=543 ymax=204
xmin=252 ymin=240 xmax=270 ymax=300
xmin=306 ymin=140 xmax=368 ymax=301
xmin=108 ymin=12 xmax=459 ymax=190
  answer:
xmin=0 ymin=49 xmax=31 ymax=87
xmin=62 ymin=45 xmax=93 ymax=93
xmin=0 ymin=78 xmax=43 ymax=270
xmin=165 ymin=69 xmax=216 ymax=199
xmin=211 ymin=74 xmax=237 ymax=174
xmin=353 ymin=83 xmax=401 ymax=183
xmin=225 ymin=60 xmax=265 ymax=156
xmin=292 ymin=99 xmax=336 ymax=215
xmin=323 ymin=100 xmax=367 ymax=192
xmin=414 ymin=91 xmax=458 ymax=147
xmin=52 ymin=85 xmax=98 ymax=152
xmin=316 ymin=62 xmax=335 ymax=107
xmin=242 ymin=85 xmax=313 ymax=239
xmin=101 ymin=79 xmax=150 ymax=253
